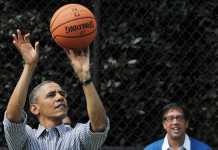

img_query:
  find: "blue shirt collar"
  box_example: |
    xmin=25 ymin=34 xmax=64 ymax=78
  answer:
xmin=36 ymin=123 xmax=70 ymax=138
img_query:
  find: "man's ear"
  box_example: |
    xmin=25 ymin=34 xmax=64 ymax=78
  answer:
xmin=30 ymin=104 xmax=40 ymax=115
xmin=185 ymin=120 xmax=189 ymax=129
xmin=163 ymin=121 xmax=167 ymax=130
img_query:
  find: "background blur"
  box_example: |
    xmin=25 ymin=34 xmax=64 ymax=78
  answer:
xmin=0 ymin=0 xmax=218 ymax=149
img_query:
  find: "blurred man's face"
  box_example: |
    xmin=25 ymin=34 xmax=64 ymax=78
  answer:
xmin=163 ymin=108 xmax=188 ymax=140
xmin=32 ymin=82 xmax=68 ymax=121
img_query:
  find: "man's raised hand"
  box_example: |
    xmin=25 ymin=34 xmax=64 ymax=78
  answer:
xmin=12 ymin=29 xmax=39 ymax=65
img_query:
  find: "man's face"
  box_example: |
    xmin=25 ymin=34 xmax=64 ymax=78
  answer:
xmin=32 ymin=82 xmax=68 ymax=120
xmin=163 ymin=108 xmax=188 ymax=140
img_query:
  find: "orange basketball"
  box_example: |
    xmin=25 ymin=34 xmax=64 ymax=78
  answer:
xmin=50 ymin=4 xmax=97 ymax=49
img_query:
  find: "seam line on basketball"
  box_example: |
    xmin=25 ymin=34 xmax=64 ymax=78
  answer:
xmin=54 ymin=29 xmax=96 ymax=39
xmin=51 ymin=17 xmax=96 ymax=34
xmin=50 ymin=5 xmax=74 ymax=29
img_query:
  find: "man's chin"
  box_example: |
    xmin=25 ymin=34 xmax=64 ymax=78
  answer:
xmin=171 ymin=133 xmax=184 ymax=139
xmin=53 ymin=112 xmax=67 ymax=120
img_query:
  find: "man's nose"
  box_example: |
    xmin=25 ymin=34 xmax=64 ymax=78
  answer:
xmin=55 ymin=92 xmax=65 ymax=101
xmin=171 ymin=118 xmax=179 ymax=124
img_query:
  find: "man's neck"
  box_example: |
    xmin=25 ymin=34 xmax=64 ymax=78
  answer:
xmin=167 ymin=134 xmax=185 ymax=150
xmin=39 ymin=117 xmax=62 ymax=128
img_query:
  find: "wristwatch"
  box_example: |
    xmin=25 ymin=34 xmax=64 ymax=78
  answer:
xmin=81 ymin=78 xmax=92 ymax=86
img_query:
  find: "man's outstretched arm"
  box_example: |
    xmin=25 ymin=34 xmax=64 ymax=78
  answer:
xmin=65 ymin=48 xmax=107 ymax=132
xmin=6 ymin=29 xmax=39 ymax=122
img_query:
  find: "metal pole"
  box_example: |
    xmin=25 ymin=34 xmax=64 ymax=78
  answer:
xmin=92 ymin=0 xmax=101 ymax=90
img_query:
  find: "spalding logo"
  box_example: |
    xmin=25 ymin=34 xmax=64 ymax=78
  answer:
xmin=65 ymin=21 xmax=94 ymax=34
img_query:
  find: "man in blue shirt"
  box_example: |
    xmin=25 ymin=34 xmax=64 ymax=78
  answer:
xmin=144 ymin=103 xmax=212 ymax=150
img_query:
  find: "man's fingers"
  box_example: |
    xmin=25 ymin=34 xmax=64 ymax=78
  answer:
xmin=85 ymin=47 xmax=90 ymax=57
xmin=35 ymin=41 xmax=39 ymax=53
xmin=85 ymin=47 xmax=90 ymax=64
xmin=72 ymin=48 xmax=81 ymax=56
xmin=24 ymin=33 xmax=30 ymax=43
xmin=12 ymin=40 xmax=21 ymax=53
xmin=17 ymin=29 xmax=24 ymax=42
xmin=68 ymin=49 xmax=78 ymax=57
xmin=64 ymin=48 xmax=70 ymax=55
xmin=35 ymin=41 xmax=39 ymax=49
xmin=74 ymin=48 xmax=89 ymax=56
xmin=12 ymin=34 xmax=18 ymax=42
xmin=12 ymin=39 xmax=17 ymax=46
xmin=12 ymin=35 xmax=19 ymax=49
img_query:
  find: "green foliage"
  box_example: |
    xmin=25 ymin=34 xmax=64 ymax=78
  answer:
xmin=0 ymin=0 xmax=217 ymax=148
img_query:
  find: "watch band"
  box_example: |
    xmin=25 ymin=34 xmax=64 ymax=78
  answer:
xmin=81 ymin=78 xmax=92 ymax=86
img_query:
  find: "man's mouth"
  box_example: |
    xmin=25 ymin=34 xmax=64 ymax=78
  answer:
xmin=55 ymin=103 xmax=66 ymax=109
xmin=171 ymin=127 xmax=181 ymax=133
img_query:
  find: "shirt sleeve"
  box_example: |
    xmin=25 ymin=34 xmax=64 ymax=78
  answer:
xmin=3 ymin=111 xmax=28 ymax=150
xmin=75 ymin=117 xmax=110 ymax=150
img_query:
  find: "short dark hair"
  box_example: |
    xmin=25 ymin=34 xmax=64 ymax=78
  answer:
xmin=29 ymin=80 xmax=56 ymax=104
xmin=162 ymin=102 xmax=190 ymax=121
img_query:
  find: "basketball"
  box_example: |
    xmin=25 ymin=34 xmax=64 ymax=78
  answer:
xmin=50 ymin=4 xmax=97 ymax=49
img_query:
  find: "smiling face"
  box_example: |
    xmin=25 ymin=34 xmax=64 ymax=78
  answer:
xmin=30 ymin=82 xmax=68 ymax=123
xmin=163 ymin=108 xmax=188 ymax=140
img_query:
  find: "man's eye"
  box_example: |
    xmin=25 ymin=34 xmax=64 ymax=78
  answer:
xmin=59 ymin=91 xmax=67 ymax=97
xmin=47 ymin=92 xmax=56 ymax=97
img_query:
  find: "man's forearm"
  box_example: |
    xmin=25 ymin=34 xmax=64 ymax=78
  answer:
xmin=6 ymin=64 xmax=36 ymax=122
xmin=83 ymin=83 xmax=107 ymax=132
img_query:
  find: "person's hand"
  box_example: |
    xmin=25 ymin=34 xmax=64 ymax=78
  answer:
xmin=65 ymin=47 xmax=91 ymax=81
xmin=12 ymin=29 xmax=39 ymax=65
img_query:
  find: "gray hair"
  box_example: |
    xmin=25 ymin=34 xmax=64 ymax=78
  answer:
xmin=29 ymin=80 xmax=56 ymax=104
